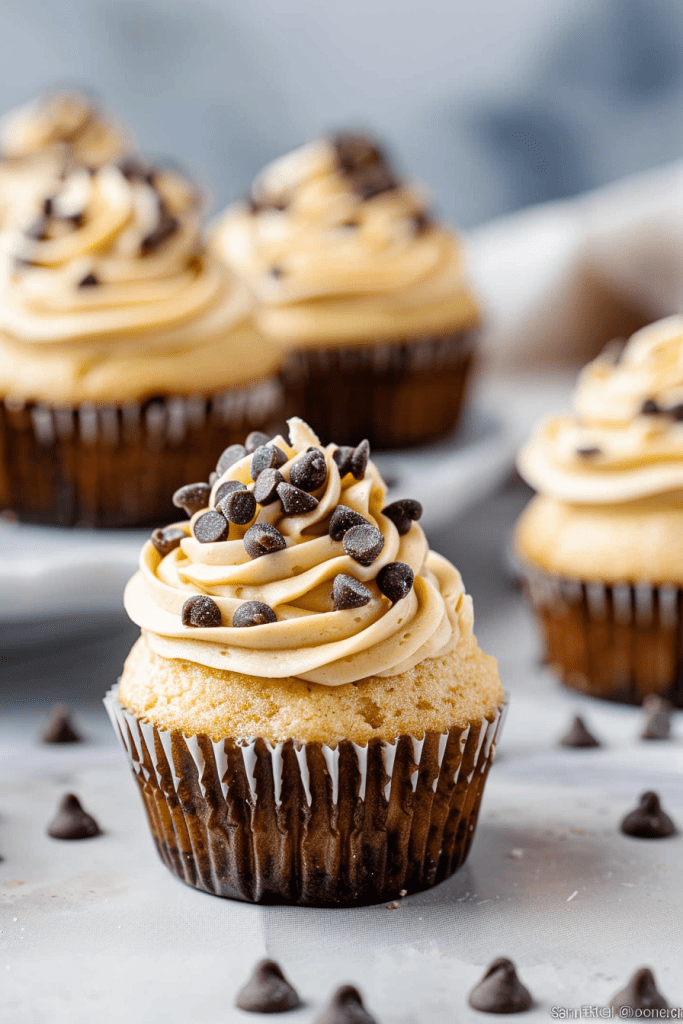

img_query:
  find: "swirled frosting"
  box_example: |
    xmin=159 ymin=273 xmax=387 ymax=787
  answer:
xmin=518 ymin=316 xmax=683 ymax=504
xmin=124 ymin=418 xmax=474 ymax=686
xmin=212 ymin=134 xmax=479 ymax=347
xmin=0 ymin=160 xmax=281 ymax=404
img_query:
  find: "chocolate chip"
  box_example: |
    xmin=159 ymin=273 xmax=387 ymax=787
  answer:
xmin=339 ymin=218 xmax=359 ymax=229
xmin=253 ymin=468 xmax=284 ymax=505
xmin=329 ymin=505 xmax=369 ymax=541
xmin=216 ymin=444 xmax=247 ymax=475
xmin=343 ymin=524 xmax=384 ymax=566
xmin=377 ymin=561 xmax=414 ymax=602
xmin=172 ymin=482 xmax=211 ymax=517
xmin=41 ymin=706 xmax=80 ymax=744
xmin=333 ymin=133 xmax=386 ymax=173
xmin=251 ymin=444 xmax=288 ymax=480
xmin=411 ymin=210 xmax=431 ymax=235
xmin=78 ymin=272 xmax=99 ymax=287
xmin=333 ymin=574 xmax=372 ymax=610
xmin=140 ymin=210 xmax=179 ymax=256
xmin=277 ymin=482 xmax=319 ymax=515
xmin=43 ymin=197 xmax=53 ymax=216
xmin=641 ymin=399 xmax=661 ymax=415
xmin=25 ymin=217 xmax=49 ymax=241
xmin=640 ymin=695 xmax=673 ymax=741
xmin=558 ymin=715 xmax=601 ymax=748
xmin=621 ymin=790 xmax=677 ymax=839
xmin=382 ymin=499 xmax=422 ymax=536
xmin=235 ymin=959 xmax=301 ymax=1014
xmin=315 ymin=984 xmax=377 ymax=1024
xmin=193 ymin=510 xmax=229 ymax=544
xmin=333 ymin=446 xmax=354 ymax=477
xmin=47 ymin=794 xmax=101 ymax=841
xmin=244 ymin=522 xmax=287 ymax=558
xmin=245 ymin=430 xmax=271 ymax=453
xmin=218 ymin=489 xmax=257 ymax=525
xmin=350 ymin=439 xmax=370 ymax=479
xmin=576 ymin=446 xmax=601 ymax=458
xmin=118 ymin=158 xmax=155 ymax=182
xmin=150 ymin=526 xmax=186 ymax=557
xmin=181 ymin=594 xmax=222 ymax=627
xmin=610 ymin=967 xmax=669 ymax=1011
xmin=671 ymin=403 xmax=683 ymax=421
xmin=214 ymin=479 xmax=247 ymax=505
xmin=468 ymin=957 xmax=533 ymax=1014
xmin=290 ymin=449 xmax=328 ymax=492
xmin=232 ymin=601 xmax=277 ymax=628
xmin=270 ymin=265 xmax=284 ymax=278
xmin=353 ymin=163 xmax=398 ymax=200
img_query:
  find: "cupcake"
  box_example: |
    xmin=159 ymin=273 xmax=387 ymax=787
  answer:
xmin=515 ymin=316 xmax=683 ymax=706
xmin=106 ymin=417 xmax=505 ymax=906
xmin=0 ymin=159 xmax=283 ymax=527
xmin=212 ymin=134 xmax=480 ymax=449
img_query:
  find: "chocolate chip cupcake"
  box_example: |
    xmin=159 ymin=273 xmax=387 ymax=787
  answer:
xmin=0 ymin=159 xmax=283 ymax=527
xmin=515 ymin=316 xmax=683 ymax=706
xmin=212 ymin=134 xmax=479 ymax=449
xmin=106 ymin=417 xmax=505 ymax=906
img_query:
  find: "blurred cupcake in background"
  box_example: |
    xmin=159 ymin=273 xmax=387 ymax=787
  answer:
xmin=515 ymin=316 xmax=683 ymax=706
xmin=213 ymin=133 xmax=479 ymax=449
xmin=0 ymin=159 xmax=283 ymax=527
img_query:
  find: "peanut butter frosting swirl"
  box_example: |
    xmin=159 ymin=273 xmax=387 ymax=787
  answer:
xmin=124 ymin=418 xmax=473 ymax=686
xmin=518 ymin=316 xmax=683 ymax=504
xmin=212 ymin=134 xmax=478 ymax=346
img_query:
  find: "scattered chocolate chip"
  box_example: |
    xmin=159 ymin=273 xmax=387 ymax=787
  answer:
xmin=382 ymin=499 xmax=422 ymax=536
xmin=333 ymin=445 xmax=354 ymax=477
xmin=47 ymin=793 xmax=101 ymax=840
xmin=350 ymin=439 xmax=370 ymax=479
xmin=290 ymin=449 xmax=328 ymax=492
xmin=151 ymin=526 xmax=186 ymax=557
xmin=181 ymin=594 xmax=222 ymax=627
xmin=641 ymin=398 xmax=660 ymax=415
xmin=232 ymin=601 xmax=277 ymax=628
xmin=671 ymin=403 xmax=683 ymax=421
xmin=277 ymin=481 xmax=319 ymax=515
xmin=558 ymin=715 xmax=601 ymax=749
xmin=610 ymin=967 xmax=669 ymax=1011
xmin=245 ymin=430 xmax=271 ymax=453
xmin=218 ymin=489 xmax=257 ymax=525
xmin=343 ymin=524 xmax=385 ymax=566
xmin=14 ymin=255 xmax=36 ymax=270
xmin=244 ymin=522 xmax=287 ymax=559
xmin=193 ymin=510 xmax=230 ymax=544
xmin=118 ymin=158 xmax=155 ymax=183
xmin=621 ymin=790 xmax=676 ymax=839
xmin=333 ymin=133 xmax=386 ymax=173
xmin=140 ymin=209 xmax=179 ymax=256
xmin=576 ymin=446 xmax=601 ymax=459
xmin=214 ymin=479 xmax=247 ymax=505
xmin=270 ymin=265 xmax=285 ymax=278
xmin=315 ymin=984 xmax=377 ymax=1024
xmin=173 ymin=482 xmax=211 ymax=518
xmin=640 ymin=696 xmax=673 ymax=741
xmin=333 ymin=574 xmax=372 ymax=610
xmin=41 ymin=706 xmax=80 ymax=744
xmin=468 ymin=957 xmax=533 ymax=1014
xmin=411 ymin=210 xmax=431 ymax=235
xmin=353 ymin=164 xmax=399 ymax=200
xmin=78 ymin=271 xmax=99 ymax=287
xmin=248 ymin=194 xmax=290 ymax=214
xmin=251 ymin=444 xmax=288 ymax=480
xmin=25 ymin=217 xmax=49 ymax=241
xmin=253 ymin=468 xmax=284 ymax=505
xmin=43 ymin=197 xmax=53 ymax=216
xmin=235 ymin=959 xmax=301 ymax=1014
xmin=329 ymin=504 xmax=369 ymax=541
xmin=216 ymin=444 xmax=247 ymax=475
xmin=377 ymin=562 xmax=414 ymax=602
xmin=339 ymin=218 xmax=359 ymax=229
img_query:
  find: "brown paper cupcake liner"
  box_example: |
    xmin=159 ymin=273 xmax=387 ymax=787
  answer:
xmin=0 ymin=378 xmax=283 ymax=528
xmin=104 ymin=685 xmax=506 ymax=907
xmin=280 ymin=329 xmax=475 ymax=449
xmin=521 ymin=564 xmax=683 ymax=706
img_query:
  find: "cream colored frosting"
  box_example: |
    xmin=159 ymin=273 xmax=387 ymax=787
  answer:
xmin=212 ymin=136 xmax=479 ymax=347
xmin=518 ymin=317 xmax=683 ymax=505
xmin=0 ymin=161 xmax=281 ymax=404
xmin=124 ymin=418 xmax=474 ymax=686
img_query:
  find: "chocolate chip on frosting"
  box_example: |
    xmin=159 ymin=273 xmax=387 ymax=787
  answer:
xmin=251 ymin=444 xmax=288 ymax=480
xmin=350 ymin=439 xmax=370 ymax=479
xmin=151 ymin=526 xmax=186 ymax=557
xmin=218 ymin=489 xmax=257 ymax=525
xmin=290 ymin=449 xmax=327 ymax=492
xmin=193 ymin=510 xmax=230 ymax=544
xmin=244 ymin=522 xmax=287 ymax=558
xmin=558 ymin=714 xmax=601 ymax=748
xmin=47 ymin=793 xmax=102 ymax=841
xmin=333 ymin=574 xmax=372 ymax=610
xmin=270 ymin=264 xmax=285 ymax=278
xmin=610 ymin=967 xmax=669 ymax=1011
xmin=235 ymin=959 xmax=301 ymax=1014
xmin=216 ymin=444 xmax=247 ymax=476
xmin=411 ymin=210 xmax=432 ymax=235
xmin=621 ymin=790 xmax=676 ymax=839
xmin=41 ymin=706 xmax=81 ymax=744
xmin=333 ymin=133 xmax=386 ymax=173
xmin=232 ymin=601 xmax=277 ymax=628
xmin=468 ymin=957 xmax=533 ymax=1014
xmin=640 ymin=695 xmax=673 ymax=740
xmin=172 ymin=482 xmax=210 ymax=517
xmin=382 ymin=499 xmax=423 ymax=536
xmin=140 ymin=204 xmax=179 ymax=256
xmin=333 ymin=445 xmax=354 ymax=477
xmin=245 ymin=430 xmax=272 ymax=453
xmin=315 ymin=984 xmax=377 ymax=1024
xmin=576 ymin=446 xmax=601 ymax=459
xmin=377 ymin=562 xmax=414 ymax=603
xmin=78 ymin=271 xmax=99 ymax=287
xmin=343 ymin=524 xmax=385 ymax=566
xmin=181 ymin=594 xmax=222 ymax=627
xmin=329 ymin=504 xmax=368 ymax=541
xmin=253 ymin=468 xmax=284 ymax=505
xmin=277 ymin=481 xmax=319 ymax=515
xmin=214 ymin=479 xmax=247 ymax=505
xmin=641 ymin=398 xmax=661 ymax=415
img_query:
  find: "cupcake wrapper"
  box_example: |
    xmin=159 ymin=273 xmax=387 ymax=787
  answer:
xmin=0 ymin=378 xmax=282 ymax=528
xmin=522 ymin=565 xmax=683 ymax=706
xmin=280 ymin=330 xmax=475 ymax=449
xmin=104 ymin=686 xmax=506 ymax=907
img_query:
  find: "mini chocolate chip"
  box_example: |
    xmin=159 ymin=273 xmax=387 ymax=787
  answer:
xmin=576 ymin=446 xmax=601 ymax=458
xmin=350 ymin=439 xmax=370 ymax=479
xmin=333 ymin=445 xmax=354 ymax=477
xmin=468 ymin=957 xmax=533 ymax=1014
xmin=47 ymin=794 xmax=101 ymax=841
xmin=181 ymin=594 xmax=222 ymax=627
xmin=290 ymin=449 xmax=327 ymax=492
xmin=558 ymin=715 xmax=601 ymax=748
xmin=41 ymin=706 xmax=80 ymax=744
xmin=193 ymin=510 xmax=230 ymax=544
xmin=610 ymin=967 xmax=669 ymax=1011
xmin=277 ymin=482 xmax=319 ymax=515
xmin=235 ymin=959 xmax=301 ymax=1014
xmin=377 ymin=561 xmax=414 ymax=602
xmin=333 ymin=133 xmax=386 ymax=173
xmin=25 ymin=217 xmax=49 ymax=241
xmin=151 ymin=526 xmax=186 ymax=557
xmin=352 ymin=163 xmax=399 ymax=200
xmin=78 ymin=272 xmax=99 ymax=287
xmin=621 ymin=790 xmax=676 ymax=839
xmin=329 ymin=504 xmax=369 ymax=541
xmin=270 ymin=265 xmax=284 ymax=278
xmin=333 ymin=574 xmax=372 ymax=610
xmin=216 ymin=444 xmax=247 ymax=475
xmin=244 ymin=522 xmax=287 ymax=558
xmin=382 ymin=499 xmax=423 ymax=536
xmin=245 ymin=430 xmax=271 ymax=453
xmin=172 ymin=482 xmax=211 ymax=517
xmin=315 ymin=984 xmax=377 ymax=1024
xmin=343 ymin=524 xmax=384 ymax=566
xmin=339 ymin=218 xmax=359 ymax=229
xmin=411 ymin=210 xmax=432 ymax=235
xmin=140 ymin=211 xmax=179 ymax=256
xmin=671 ymin=403 xmax=683 ymax=421
xmin=43 ymin=197 xmax=53 ymax=216
xmin=253 ymin=468 xmax=284 ymax=505
xmin=641 ymin=398 xmax=661 ymax=415
xmin=218 ymin=488 xmax=257 ymax=525
xmin=232 ymin=601 xmax=277 ymax=628
xmin=641 ymin=695 xmax=673 ymax=740
xmin=118 ymin=158 xmax=154 ymax=181
xmin=251 ymin=444 xmax=288 ymax=480
xmin=215 ymin=479 xmax=247 ymax=504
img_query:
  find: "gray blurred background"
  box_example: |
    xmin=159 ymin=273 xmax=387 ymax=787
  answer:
xmin=2 ymin=0 xmax=683 ymax=227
